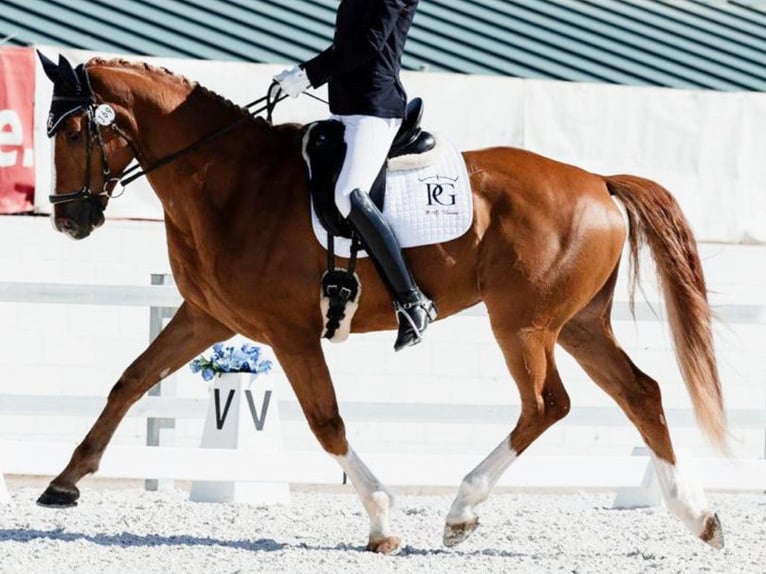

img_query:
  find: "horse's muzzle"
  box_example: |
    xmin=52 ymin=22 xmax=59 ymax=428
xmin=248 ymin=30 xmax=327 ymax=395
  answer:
xmin=55 ymin=216 xmax=92 ymax=240
xmin=52 ymin=193 xmax=106 ymax=240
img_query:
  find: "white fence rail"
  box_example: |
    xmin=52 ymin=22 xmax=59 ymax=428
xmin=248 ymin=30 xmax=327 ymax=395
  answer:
xmin=1 ymin=397 xmax=765 ymax=490
xmin=2 ymin=394 xmax=766 ymax=431
xmin=0 ymin=280 xmax=764 ymax=492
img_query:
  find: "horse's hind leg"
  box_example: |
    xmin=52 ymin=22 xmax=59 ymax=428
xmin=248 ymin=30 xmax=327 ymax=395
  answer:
xmin=38 ymin=303 xmax=233 ymax=507
xmin=558 ymin=287 xmax=723 ymax=548
xmin=444 ymin=327 xmax=570 ymax=547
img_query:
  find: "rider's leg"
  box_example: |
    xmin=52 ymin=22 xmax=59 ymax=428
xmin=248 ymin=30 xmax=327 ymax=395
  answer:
xmin=348 ymin=189 xmax=436 ymax=350
xmin=335 ymin=114 xmax=437 ymax=350
xmin=333 ymin=114 xmax=399 ymax=219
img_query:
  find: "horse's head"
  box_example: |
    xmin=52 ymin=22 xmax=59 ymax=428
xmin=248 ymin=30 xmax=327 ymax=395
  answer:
xmin=39 ymin=52 xmax=136 ymax=239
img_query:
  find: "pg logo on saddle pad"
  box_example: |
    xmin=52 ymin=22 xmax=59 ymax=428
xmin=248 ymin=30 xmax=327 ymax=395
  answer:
xmin=310 ymin=140 xmax=473 ymax=258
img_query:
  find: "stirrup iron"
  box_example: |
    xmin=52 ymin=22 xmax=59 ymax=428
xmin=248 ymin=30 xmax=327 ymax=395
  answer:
xmin=393 ymin=295 xmax=437 ymax=351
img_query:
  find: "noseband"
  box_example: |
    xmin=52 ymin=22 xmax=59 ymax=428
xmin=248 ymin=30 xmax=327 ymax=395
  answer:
xmin=48 ymin=103 xmax=127 ymax=210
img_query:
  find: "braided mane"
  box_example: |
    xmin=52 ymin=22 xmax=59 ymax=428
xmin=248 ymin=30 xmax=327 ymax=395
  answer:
xmin=85 ymin=57 xmax=252 ymax=119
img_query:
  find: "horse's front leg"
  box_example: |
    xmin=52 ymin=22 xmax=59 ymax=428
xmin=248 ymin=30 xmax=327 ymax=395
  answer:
xmin=272 ymin=339 xmax=400 ymax=554
xmin=37 ymin=302 xmax=233 ymax=507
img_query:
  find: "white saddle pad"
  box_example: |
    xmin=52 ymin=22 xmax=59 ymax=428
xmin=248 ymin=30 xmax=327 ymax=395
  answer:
xmin=310 ymin=140 xmax=473 ymax=258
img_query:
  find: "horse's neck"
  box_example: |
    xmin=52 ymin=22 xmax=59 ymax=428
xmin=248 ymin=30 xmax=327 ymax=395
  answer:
xmin=91 ymin=64 xmax=245 ymax=163
xmin=90 ymin=63 xmax=306 ymax=262
xmin=132 ymin=77 xmax=243 ymax=164
xmin=93 ymin=64 xmax=272 ymax=207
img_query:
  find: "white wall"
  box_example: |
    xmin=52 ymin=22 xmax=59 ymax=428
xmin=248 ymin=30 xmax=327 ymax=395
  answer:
xmin=33 ymin=46 xmax=766 ymax=242
xmin=7 ymin=47 xmax=764 ymax=472
xmin=0 ymin=216 xmax=764 ymax=465
xmin=0 ymin=217 xmax=171 ymax=448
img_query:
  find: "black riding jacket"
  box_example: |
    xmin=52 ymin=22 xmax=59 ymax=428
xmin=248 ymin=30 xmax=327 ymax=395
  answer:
xmin=302 ymin=0 xmax=419 ymax=118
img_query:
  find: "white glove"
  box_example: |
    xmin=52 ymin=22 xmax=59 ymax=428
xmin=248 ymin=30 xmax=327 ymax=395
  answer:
xmin=273 ymin=65 xmax=311 ymax=98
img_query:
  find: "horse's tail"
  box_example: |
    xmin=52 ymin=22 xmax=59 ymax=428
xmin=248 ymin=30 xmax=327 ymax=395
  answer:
xmin=606 ymin=174 xmax=726 ymax=451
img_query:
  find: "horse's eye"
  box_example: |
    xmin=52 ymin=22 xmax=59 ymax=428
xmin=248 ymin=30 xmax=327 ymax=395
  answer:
xmin=65 ymin=130 xmax=81 ymax=144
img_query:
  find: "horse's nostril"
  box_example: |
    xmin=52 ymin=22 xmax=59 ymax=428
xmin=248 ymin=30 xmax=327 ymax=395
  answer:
xmin=55 ymin=217 xmax=77 ymax=234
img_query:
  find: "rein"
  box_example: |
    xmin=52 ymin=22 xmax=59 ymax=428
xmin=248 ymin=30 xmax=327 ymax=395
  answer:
xmin=49 ymin=80 xmax=290 ymax=207
xmin=118 ymin=83 xmax=288 ymax=186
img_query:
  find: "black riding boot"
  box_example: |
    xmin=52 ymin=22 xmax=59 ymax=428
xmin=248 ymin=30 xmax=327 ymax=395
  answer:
xmin=347 ymin=189 xmax=437 ymax=351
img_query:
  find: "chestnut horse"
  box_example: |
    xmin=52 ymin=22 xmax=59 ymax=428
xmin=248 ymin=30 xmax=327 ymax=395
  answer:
xmin=39 ymin=56 xmax=726 ymax=552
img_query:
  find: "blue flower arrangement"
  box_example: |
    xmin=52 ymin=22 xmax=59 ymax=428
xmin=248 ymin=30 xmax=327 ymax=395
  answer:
xmin=190 ymin=343 xmax=273 ymax=381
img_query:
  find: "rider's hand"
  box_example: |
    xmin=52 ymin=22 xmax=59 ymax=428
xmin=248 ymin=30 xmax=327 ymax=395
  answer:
xmin=273 ymin=66 xmax=311 ymax=98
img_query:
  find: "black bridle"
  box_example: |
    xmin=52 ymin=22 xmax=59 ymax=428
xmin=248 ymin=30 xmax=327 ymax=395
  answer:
xmin=48 ymin=104 xmax=122 ymax=208
xmin=49 ymin=81 xmax=291 ymax=208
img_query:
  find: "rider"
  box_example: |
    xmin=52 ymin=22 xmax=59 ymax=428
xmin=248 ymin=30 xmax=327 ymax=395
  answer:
xmin=273 ymin=0 xmax=436 ymax=351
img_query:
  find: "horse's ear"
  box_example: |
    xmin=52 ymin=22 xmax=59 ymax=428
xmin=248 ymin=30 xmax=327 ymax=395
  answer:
xmin=37 ymin=50 xmax=59 ymax=83
xmin=57 ymin=54 xmax=82 ymax=91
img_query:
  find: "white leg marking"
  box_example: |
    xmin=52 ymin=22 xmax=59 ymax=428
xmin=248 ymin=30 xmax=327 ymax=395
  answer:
xmin=335 ymin=447 xmax=395 ymax=543
xmin=447 ymin=436 xmax=517 ymax=525
xmin=651 ymin=452 xmax=712 ymax=537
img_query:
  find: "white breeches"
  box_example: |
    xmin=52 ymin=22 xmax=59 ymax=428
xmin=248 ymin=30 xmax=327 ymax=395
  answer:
xmin=333 ymin=114 xmax=401 ymax=217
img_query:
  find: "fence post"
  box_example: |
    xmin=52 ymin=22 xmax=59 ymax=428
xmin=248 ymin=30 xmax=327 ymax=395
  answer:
xmin=145 ymin=273 xmax=178 ymax=491
xmin=0 ymin=464 xmax=9 ymax=503
xmin=612 ymin=446 xmax=662 ymax=508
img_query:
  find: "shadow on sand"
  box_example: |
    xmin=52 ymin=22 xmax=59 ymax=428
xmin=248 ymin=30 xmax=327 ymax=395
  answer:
xmin=0 ymin=528 xmax=528 ymax=558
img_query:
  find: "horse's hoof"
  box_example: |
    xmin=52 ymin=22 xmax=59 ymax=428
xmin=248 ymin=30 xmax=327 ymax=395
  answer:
xmin=443 ymin=516 xmax=479 ymax=548
xmin=366 ymin=535 xmax=401 ymax=554
xmin=700 ymin=512 xmax=724 ymax=549
xmin=37 ymin=483 xmax=80 ymax=508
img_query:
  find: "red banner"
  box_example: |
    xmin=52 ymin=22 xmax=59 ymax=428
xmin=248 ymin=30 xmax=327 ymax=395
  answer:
xmin=0 ymin=47 xmax=35 ymax=213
